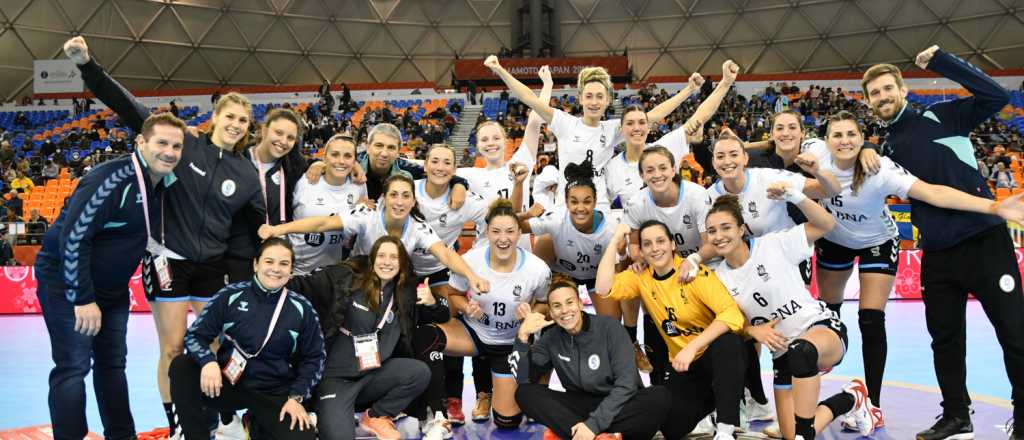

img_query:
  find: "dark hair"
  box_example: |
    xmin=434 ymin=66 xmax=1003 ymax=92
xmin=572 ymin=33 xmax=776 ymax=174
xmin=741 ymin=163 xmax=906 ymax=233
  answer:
xmin=637 ymin=219 xmax=673 ymax=243
xmin=638 ymin=145 xmax=683 ymax=185
xmin=255 ymin=237 xmax=295 ymax=264
xmin=705 ymin=195 xmax=748 ymax=237
xmin=426 ymin=143 xmax=456 ymax=162
xmin=712 ymin=133 xmax=746 ymax=154
xmin=485 ymin=198 xmax=518 ymax=226
xmin=826 ymin=110 xmax=867 ymax=195
xmin=546 ymin=274 xmax=580 ymax=307
xmin=141 ymin=112 xmax=187 ymax=140
xmin=382 ymin=174 xmax=427 ymax=223
xmin=563 ymin=160 xmax=597 ymax=198
xmin=619 ymin=104 xmax=647 ymax=124
xmin=768 ymin=110 xmax=804 ymax=154
xmin=324 ymin=134 xmax=357 ymax=156
xmin=263 ymin=108 xmax=305 ymax=142
xmin=348 ymin=235 xmax=412 ymax=312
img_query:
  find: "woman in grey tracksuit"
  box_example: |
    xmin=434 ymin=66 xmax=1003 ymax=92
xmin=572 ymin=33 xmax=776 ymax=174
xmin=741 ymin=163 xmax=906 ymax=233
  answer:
xmin=512 ymin=277 xmax=671 ymax=440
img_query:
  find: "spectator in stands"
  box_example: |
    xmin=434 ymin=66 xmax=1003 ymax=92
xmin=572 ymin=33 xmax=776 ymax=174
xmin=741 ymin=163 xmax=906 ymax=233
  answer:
xmin=25 ymin=208 xmax=47 ymax=245
xmin=319 ymin=79 xmax=331 ymax=98
xmin=450 ymin=99 xmax=462 ymax=114
xmin=991 ymin=162 xmax=1016 ymax=189
xmin=210 ymin=90 xmax=221 ymax=106
xmin=6 ymin=190 xmax=23 ymax=217
xmin=0 ymin=141 xmax=12 ymax=166
xmin=14 ymin=112 xmax=28 ymax=127
xmin=978 ymin=158 xmax=991 ymax=180
xmin=10 ymin=170 xmax=33 ymax=194
xmin=468 ymin=80 xmax=478 ymax=105
xmin=992 ymin=144 xmax=1013 ymax=168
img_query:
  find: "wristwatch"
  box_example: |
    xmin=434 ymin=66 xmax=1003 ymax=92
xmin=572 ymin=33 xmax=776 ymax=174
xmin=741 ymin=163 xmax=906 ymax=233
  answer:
xmin=288 ymin=394 xmax=304 ymax=404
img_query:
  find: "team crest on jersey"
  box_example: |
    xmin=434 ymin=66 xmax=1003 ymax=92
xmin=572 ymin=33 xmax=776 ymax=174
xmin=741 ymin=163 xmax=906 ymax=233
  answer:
xmin=439 ymin=213 xmax=448 ymax=226
xmin=683 ymin=215 xmax=692 ymax=226
xmin=757 ymin=264 xmax=770 ymax=281
xmin=678 ymin=287 xmax=688 ymax=304
xmin=347 ymin=194 xmax=355 ymax=204
xmin=221 ymin=179 xmax=236 ymax=197
xmin=748 ymin=201 xmax=759 ymax=218
xmin=513 ymin=285 xmax=522 ymax=298
xmin=588 ymin=354 xmax=600 ymax=370
xmin=599 ymin=134 xmax=607 ymax=146
xmin=271 ymin=173 xmax=281 ymax=185
xmin=594 ymin=244 xmax=602 ymax=255
xmin=305 ymin=232 xmax=325 ymax=247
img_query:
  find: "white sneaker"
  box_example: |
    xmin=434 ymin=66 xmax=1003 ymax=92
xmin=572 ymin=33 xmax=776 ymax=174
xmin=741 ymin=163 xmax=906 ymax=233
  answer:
xmin=688 ymin=414 xmax=715 ymax=437
xmin=422 ymin=411 xmax=453 ymax=440
xmin=743 ymin=392 xmax=775 ymax=422
xmin=169 ymin=426 xmax=183 ymax=440
xmin=712 ymin=431 xmax=735 ymax=440
xmin=215 ymin=415 xmax=246 ymax=440
xmin=841 ymin=378 xmax=874 ymax=436
xmin=713 ymin=423 xmax=736 ymax=440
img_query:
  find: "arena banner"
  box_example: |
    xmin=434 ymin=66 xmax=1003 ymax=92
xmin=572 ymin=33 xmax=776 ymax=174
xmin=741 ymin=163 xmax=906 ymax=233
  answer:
xmin=33 ymin=59 xmax=84 ymax=94
xmin=454 ymin=56 xmax=629 ymax=82
xmin=888 ymin=204 xmax=916 ymax=241
xmin=0 ymin=266 xmax=150 ymax=314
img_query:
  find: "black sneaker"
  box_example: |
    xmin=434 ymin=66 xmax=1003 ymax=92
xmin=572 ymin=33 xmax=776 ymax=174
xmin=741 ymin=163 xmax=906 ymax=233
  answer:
xmin=1009 ymin=419 xmax=1023 ymax=439
xmin=916 ymin=414 xmax=974 ymax=440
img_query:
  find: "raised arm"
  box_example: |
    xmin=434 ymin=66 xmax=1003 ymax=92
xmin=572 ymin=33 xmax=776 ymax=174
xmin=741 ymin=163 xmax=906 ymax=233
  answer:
xmin=766 ymin=183 xmax=835 ymax=242
xmin=484 ymin=56 xmax=555 ymax=122
xmin=64 ymin=37 xmax=150 ymax=133
xmin=908 ymin=181 xmax=1024 ymax=224
xmin=918 ymin=46 xmax=1011 ymax=132
xmin=595 ymin=223 xmax=631 ymax=297
xmin=645 ymin=73 xmax=702 ymax=125
xmin=516 ymin=66 xmax=555 ymax=160
xmin=680 ymin=61 xmax=739 ymax=133
xmin=259 ymin=215 xmax=342 ymax=238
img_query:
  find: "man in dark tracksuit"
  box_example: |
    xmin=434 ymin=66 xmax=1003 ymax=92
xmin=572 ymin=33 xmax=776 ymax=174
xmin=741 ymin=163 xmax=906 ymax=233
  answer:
xmin=512 ymin=311 xmax=670 ymax=440
xmin=35 ymin=113 xmax=186 ymax=440
xmin=862 ymin=46 xmax=1024 ymax=439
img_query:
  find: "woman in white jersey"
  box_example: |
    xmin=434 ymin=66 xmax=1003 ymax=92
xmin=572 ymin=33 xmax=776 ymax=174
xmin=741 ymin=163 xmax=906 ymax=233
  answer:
xmin=706 ymin=193 xmax=874 ymax=440
xmin=289 ymin=134 xmax=368 ymax=275
xmin=483 ymin=55 xmax=739 ymax=212
xmin=814 ymin=111 xmax=1024 ymax=434
xmin=516 ymin=161 xmax=614 ymax=299
xmin=258 ymin=174 xmax=490 ymax=292
xmin=412 ymin=199 xmax=552 ymax=431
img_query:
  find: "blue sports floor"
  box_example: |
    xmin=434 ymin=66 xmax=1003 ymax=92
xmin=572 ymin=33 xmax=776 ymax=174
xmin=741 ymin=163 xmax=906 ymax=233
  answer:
xmin=1 ymin=300 xmax=1015 ymax=439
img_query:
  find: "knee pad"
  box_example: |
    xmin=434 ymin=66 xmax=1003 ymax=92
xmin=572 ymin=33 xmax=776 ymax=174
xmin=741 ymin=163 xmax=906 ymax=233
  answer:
xmin=858 ymin=309 xmax=886 ymax=340
xmin=412 ymin=325 xmax=447 ymax=360
xmin=493 ymin=411 xmax=523 ymax=429
xmin=786 ymin=339 xmax=819 ymax=379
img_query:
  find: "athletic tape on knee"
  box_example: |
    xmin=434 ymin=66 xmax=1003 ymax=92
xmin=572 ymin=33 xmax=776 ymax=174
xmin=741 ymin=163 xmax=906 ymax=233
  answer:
xmin=493 ymin=411 xmax=523 ymax=429
xmin=787 ymin=339 xmax=819 ymax=379
xmin=412 ymin=325 xmax=447 ymax=360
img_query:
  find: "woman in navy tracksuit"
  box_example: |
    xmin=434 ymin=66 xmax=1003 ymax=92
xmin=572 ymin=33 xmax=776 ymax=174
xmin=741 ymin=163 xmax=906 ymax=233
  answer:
xmin=169 ymin=238 xmax=325 ymax=440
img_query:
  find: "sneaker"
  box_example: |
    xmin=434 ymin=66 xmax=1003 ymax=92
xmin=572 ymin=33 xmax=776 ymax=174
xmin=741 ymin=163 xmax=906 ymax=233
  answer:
xmin=761 ymin=422 xmax=781 ymax=439
xmin=446 ymin=397 xmax=465 ymax=425
xmin=743 ymin=391 xmax=775 ymax=422
xmin=168 ymin=426 xmax=183 ymax=440
xmin=472 ymin=392 xmax=492 ymax=422
xmin=359 ymin=411 xmax=401 ymax=440
xmin=422 ymin=411 xmax=453 ymax=440
xmin=634 ymin=342 xmax=653 ymax=374
xmin=688 ymin=414 xmax=715 ymax=437
xmin=870 ymin=406 xmax=886 ymax=429
xmin=543 ymin=428 xmax=561 ymax=440
xmin=712 ymin=424 xmax=735 ymax=440
xmin=595 ymin=433 xmax=623 ymax=440
xmin=839 ymin=379 xmax=874 ymax=436
xmin=915 ymin=414 xmax=974 ymax=440
xmin=1005 ymin=418 xmax=1022 ymax=439
xmin=215 ymin=415 xmax=246 ymax=440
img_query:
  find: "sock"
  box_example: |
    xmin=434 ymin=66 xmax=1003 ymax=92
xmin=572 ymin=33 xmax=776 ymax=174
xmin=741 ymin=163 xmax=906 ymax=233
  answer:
xmin=472 ymin=356 xmax=493 ymax=394
xmin=820 ymin=392 xmax=855 ymax=418
xmin=826 ymin=302 xmax=843 ymax=318
xmin=624 ymin=325 xmax=638 ymax=343
xmin=163 ymin=402 xmax=177 ymax=432
xmin=444 ymin=355 xmax=463 ymax=399
xmin=413 ymin=326 xmax=449 ymax=418
xmin=859 ymin=309 xmax=887 ymax=407
xmin=794 ymin=415 xmax=815 ymax=440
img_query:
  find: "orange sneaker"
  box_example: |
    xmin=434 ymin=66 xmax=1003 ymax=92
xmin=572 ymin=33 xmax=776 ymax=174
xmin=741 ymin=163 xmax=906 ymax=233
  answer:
xmin=358 ymin=411 xmax=401 ymax=440
xmin=446 ymin=397 xmax=465 ymax=425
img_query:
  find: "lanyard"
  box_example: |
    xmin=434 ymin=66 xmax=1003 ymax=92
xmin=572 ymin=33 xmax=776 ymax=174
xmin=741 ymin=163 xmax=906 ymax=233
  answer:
xmin=250 ymin=147 xmax=286 ymax=224
xmin=129 ymin=153 xmax=152 ymax=238
xmin=339 ymin=290 xmax=395 ymax=336
xmin=224 ymin=287 xmax=289 ymax=359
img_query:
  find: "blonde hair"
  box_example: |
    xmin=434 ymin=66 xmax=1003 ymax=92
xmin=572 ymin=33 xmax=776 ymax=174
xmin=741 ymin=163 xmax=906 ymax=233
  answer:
xmin=211 ymin=92 xmax=253 ymax=152
xmin=861 ymin=64 xmax=905 ymax=96
xmin=576 ymin=66 xmax=613 ymax=96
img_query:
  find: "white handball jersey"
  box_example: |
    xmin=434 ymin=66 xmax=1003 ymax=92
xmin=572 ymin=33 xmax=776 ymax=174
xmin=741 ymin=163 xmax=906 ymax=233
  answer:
xmin=449 ymin=247 xmax=551 ymax=345
xmin=710 ymin=225 xmax=835 ymax=358
xmin=339 ymin=205 xmax=443 ymax=276
xmin=531 ymin=165 xmax=561 ymax=211
xmin=457 ymin=145 xmax=536 ymax=210
xmin=604 ymin=126 xmax=690 ymax=206
xmin=548 ymin=109 xmax=623 ymax=211
xmin=623 ymin=181 xmax=710 ymax=257
xmin=819 ymin=156 xmax=917 ymax=249
xmin=414 ymin=179 xmax=489 ymax=274
xmin=705 ymin=168 xmax=807 ymax=236
xmin=801 ymin=138 xmax=829 ymax=160
xmin=528 ymin=207 xmax=616 ymax=280
xmin=289 ymin=177 xmax=367 ymax=275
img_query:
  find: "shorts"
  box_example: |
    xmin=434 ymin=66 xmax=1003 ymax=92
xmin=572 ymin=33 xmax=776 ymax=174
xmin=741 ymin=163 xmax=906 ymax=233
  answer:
xmin=571 ymin=276 xmax=596 ymax=294
xmin=421 ymin=268 xmax=451 ymax=289
xmin=771 ymin=317 xmax=849 ymax=387
xmin=142 ymin=254 xmax=227 ymax=303
xmin=224 ymin=255 xmax=255 ymax=284
xmin=455 ymin=315 xmax=515 ymax=377
xmin=815 ymin=237 xmax=900 ymax=276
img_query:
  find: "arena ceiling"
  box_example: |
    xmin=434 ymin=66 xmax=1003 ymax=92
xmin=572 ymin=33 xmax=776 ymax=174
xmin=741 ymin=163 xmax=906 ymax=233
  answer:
xmin=1 ymin=0 xmax=1023 ymax=101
